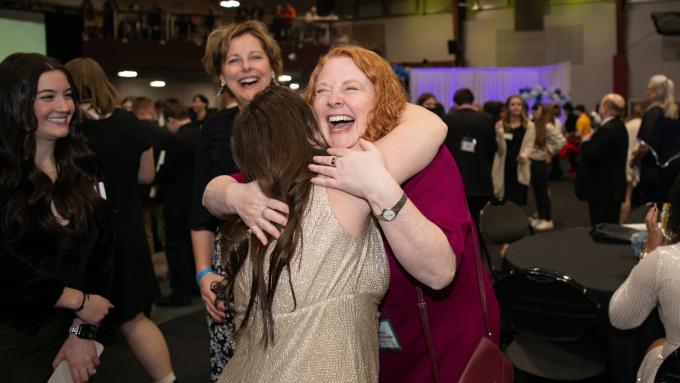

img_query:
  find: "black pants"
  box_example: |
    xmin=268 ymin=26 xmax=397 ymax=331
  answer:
xmin=587 ymin=202 xmax=620 ymax=227
xmin=164 ymin=219 xmax=195 ymax=299
xmin=531 ymin=160 xmax=552 ymax=220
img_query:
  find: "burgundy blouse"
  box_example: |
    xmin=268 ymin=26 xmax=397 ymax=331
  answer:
xmin=379 ymin=146 xmax=501 ymax=382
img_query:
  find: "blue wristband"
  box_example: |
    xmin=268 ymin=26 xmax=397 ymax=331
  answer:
xmin=196 ymin=268 xmax=213 ymax=286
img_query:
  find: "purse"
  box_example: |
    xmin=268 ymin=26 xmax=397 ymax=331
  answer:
xmin=589 ymin=222 xmax=641 ymax=244
xmin=415 ymin=220 xmax=514 ymax=383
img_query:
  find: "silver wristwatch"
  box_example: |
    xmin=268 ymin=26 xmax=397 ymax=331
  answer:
xmin=376 ymin=192 xmax=408 ymax=221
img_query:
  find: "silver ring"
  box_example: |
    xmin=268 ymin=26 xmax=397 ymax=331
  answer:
xmin=89 ymin=369 xmax=97 ymax=375
xmin=330 ymin=156 xmax=337 ymax=167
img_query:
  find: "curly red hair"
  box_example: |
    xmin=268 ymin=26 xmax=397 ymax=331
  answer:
xmin=304 ymin=45 xmax=406 ymax=141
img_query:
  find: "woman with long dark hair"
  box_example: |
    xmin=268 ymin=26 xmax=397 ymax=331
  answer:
xmin=527 ymin=104 xmax=565 ymax=230
xmin=214 ymin=86 xmax=387 ymax=381
xmin=0 ymin=53 xmax=114 ymax=382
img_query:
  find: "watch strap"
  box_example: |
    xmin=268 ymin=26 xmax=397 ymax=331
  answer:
xmin=69 ymin=324 xmax=98 ymax=340
xmin=377 ymin=192 xmax=408 ymax=220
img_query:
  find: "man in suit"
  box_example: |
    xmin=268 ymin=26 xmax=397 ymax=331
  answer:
xmin=443 ymin=88 xmax=498 ymax=224
xmin=155 ymin=102 xmax=201 ymax=306
xmin=575 ymin=93 xmax=628 ymax=226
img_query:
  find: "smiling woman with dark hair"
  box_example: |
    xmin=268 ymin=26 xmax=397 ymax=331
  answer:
xmin=0 ymin=53 xmax=114 ymax=383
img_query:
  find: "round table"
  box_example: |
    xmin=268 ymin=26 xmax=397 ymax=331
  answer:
xmin=503 ymin=226 xmax=663 ymax=383
xmin=505 ymin=227 xmax=637 ymax=293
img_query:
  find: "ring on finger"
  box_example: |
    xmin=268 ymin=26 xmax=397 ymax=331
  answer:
xmin=330 ymin=156 xmax=337 ymax=167
xmin=88 ymin=369 xmax=97 ymax=375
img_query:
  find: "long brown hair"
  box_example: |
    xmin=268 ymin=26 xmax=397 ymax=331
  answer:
xmin=533 ymin=104 xmax=550 ymax=148
xmin=219 ymin=86 xmax=319 ymax=346
xmin=304 ymin=45 xmax=407 ymax=141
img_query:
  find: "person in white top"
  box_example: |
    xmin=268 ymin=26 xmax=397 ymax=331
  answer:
xmin=610 ymin=176 xmax=680 ymax=383
xmin=527 ymin=104 xmax=566 ymax=230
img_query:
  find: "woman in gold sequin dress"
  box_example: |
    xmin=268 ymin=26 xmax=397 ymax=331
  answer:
xmin=215 ymin=86 xmax=388 ymax=382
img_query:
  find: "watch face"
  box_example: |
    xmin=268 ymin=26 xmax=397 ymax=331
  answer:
xmin=383 ymin=209 xmax=397 ymax=221
xmin=72 ymin=324 xmax=97 ymax=340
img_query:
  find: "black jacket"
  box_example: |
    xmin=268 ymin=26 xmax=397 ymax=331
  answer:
xmin=575 ymin=117 xmax=628 ymax=203
xmin=0 ymin=190 xmax=114 ymax=335
xmin=188 ymin=107 xmax=239 ymax=232
xmin=156 ymin=121 xmax=201 ymax=221
xmin=443 ymin=109 xmax=497 ymax=197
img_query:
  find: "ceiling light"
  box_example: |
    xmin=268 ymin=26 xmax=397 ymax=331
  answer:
xmin=220 ymin=0 xmax=240 ymax=8
xmin=289 ymin=83 xmax=300 ymax=90
xmin=117 ymin=70 xmax=138 ymax=78
xmin=278 ymin=74 xmax=292 ymax=82
xmin=149 ymin=80 xmax=166 ymax=88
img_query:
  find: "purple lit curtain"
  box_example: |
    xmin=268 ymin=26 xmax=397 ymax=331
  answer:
xmin=409 ymin=62 xmax=571 ymax=112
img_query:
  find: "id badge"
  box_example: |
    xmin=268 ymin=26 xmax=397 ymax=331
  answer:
xmin=460 ymin=137 xmax=477 ymax=153
xmin=97 ymin=181 xmax=107 ymax=200
xmin=379 ymin=318 xmax=402 ymax=351
xmin=503 ymin=133 xmax=514 ymax=141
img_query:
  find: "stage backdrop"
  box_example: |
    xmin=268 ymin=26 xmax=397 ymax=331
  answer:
xmin=409 ymin=62 xmax=571 ymax=112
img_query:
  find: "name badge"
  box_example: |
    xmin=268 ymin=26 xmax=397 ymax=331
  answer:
xmin=379 ymin=319 xmax=401 ymax=351
xmin=460 ymin=137 xmax=477 ymax=153
xmin=96 ymin=182 xmax=107 ymax=200
xmin=156 ymin=150 xmax=166 ymax=171
xmin=503 ymin=133 xmax=514 ymax=141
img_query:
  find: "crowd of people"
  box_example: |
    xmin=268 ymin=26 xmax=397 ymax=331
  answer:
xmin=1 ymin=14 xmax=679 ymax=383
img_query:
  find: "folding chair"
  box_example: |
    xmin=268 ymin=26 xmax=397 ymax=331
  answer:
xmin=494 ymin=268 xmax=607 ymax=381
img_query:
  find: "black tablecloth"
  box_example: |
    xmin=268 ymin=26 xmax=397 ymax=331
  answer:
xmin=504 ymin=226 xmax=663 ymax=383
xmin=505 ymin=227 xmax=637 ymax=293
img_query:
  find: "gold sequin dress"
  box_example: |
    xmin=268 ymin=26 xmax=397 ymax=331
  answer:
xmin=217 ymin=185 xmax=388 ymax=383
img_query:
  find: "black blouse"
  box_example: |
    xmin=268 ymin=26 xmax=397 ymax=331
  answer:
xmin=0 ymin=191 xmax=114 ymax=335
xmin=189 ymin=107 xmax=239 ymax=232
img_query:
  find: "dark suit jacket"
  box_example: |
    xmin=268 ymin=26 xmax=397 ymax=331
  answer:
xmin=443 ymin=109 xmax=497 ymax=197
xmin=575 ymin=117 xmax=628 ymax=203
xmin=156 ymin=121 xmax=201 ymax=221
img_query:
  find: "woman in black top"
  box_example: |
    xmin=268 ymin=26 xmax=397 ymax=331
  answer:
xmin=190 ymin=20 xmax=283 ymax=381
xmin=634 ymin=74 xmax=680 ymax=204
xmin=0 ymin=53 xmax=114 ymax=382
xmin=65 ymin=58 xmax=176 ymax=382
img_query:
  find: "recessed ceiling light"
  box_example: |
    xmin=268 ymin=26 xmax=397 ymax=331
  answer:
xmin=220 ymin=0 xmax=240 ymax=8
xmin=278 ymin=74 xmax=292 ymax=82
xmin=117 ymin=70 xmax=137 ymax=78
xmin=149 ymin=80 xmax=166 ymax=88
xmin=289 ymin=83 xmax=300 ymax=90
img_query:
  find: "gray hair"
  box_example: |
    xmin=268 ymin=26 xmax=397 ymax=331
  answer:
xmin=648 ymin=74 xmax=678 ymax=119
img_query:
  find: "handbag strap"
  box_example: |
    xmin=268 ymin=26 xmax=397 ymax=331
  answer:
xmin=416 ymin=286 xmax=440 ymax=383
xmin=469 ymin=219 xmax=493 ymax=338
xmin=415 ymin=219 xmax=491 ymax=382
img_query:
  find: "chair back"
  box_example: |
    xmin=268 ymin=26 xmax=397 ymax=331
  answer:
xmin=494 ymin=268 xmax=602 ymax=341
xmin=627 ymin=204 xmax=649 ymax=224
xmin=480 ymin=201 xmax=531 ymax=244
xmin=656 ymin=346 xmax=680 ymax=383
